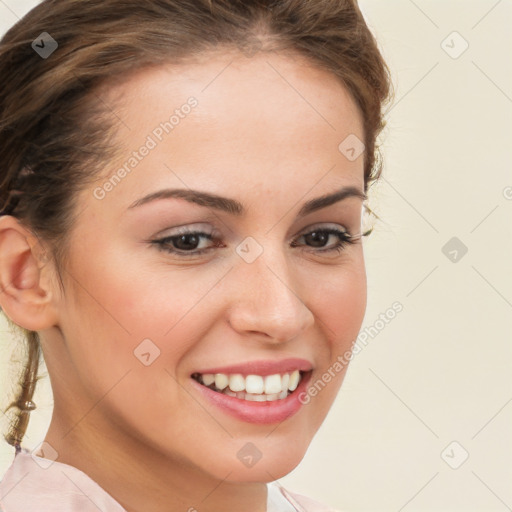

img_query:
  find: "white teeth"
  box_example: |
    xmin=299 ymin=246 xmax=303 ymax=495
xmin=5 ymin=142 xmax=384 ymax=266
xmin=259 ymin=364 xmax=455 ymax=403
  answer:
xmin=264 ymin=374 xmax=282 ymax=394
xmin=202 ymin=373 xmax=215 ymax=386
xmin=245 ymin=375 xmax=264 ymax=394
xmin=219 ymin=389 xmax=291 ymax=402
xmin=281 ymin=373 xmax=290 ymax=393
xmin=214 ymin=373 xmax=229 ymax=390
xmin=196 ymin=369 xmax=307 ymax=399
xmin=229 ymin=374 xmax=245 ymax=392
xmin=288 ymin=370 xmax=300 ymax=391
xmin=244 ymin=393 xmax=267 ymax=402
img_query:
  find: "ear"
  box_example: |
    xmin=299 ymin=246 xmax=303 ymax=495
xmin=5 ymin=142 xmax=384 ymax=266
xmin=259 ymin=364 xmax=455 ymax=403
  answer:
xmin=0 ymin=215 xmax=59 ymax=331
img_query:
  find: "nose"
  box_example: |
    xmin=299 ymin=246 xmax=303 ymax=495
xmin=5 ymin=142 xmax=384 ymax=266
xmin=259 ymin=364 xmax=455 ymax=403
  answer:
xmin=226 ymin=247 xmax=315 ymax=344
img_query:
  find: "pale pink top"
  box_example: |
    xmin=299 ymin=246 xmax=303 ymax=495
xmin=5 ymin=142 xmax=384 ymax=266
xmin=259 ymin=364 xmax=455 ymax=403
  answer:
xmin=0 ymin=448 xmax=340 ymax=512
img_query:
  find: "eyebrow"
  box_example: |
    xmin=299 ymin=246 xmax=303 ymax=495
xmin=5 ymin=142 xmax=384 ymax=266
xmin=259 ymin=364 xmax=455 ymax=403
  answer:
xmin=127 ymin=185 xmax=366 ymax=217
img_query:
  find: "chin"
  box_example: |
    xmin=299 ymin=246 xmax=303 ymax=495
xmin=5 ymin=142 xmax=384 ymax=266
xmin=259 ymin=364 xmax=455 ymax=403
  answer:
xmin=201 ymin=437 xmax=310 ymax=483
xmin=222 ymin=457 xmax=304 ymax=483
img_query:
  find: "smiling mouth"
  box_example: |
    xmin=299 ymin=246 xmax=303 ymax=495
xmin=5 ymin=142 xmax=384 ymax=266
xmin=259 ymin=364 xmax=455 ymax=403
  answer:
xmin=191 ymin=370 xmax=309 ymax=402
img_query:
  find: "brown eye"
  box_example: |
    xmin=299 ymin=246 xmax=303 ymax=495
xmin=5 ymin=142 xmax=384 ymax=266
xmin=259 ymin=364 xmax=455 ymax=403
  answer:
xmin=291 ymin=227 xmax=356 ymax=254
xmin=152 ymin=231 xmax=218 ymax=256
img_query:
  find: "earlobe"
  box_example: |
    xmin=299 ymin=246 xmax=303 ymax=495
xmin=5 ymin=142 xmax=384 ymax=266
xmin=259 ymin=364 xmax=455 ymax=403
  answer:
xmin=0 ymin=215 xmax=59 ymax=331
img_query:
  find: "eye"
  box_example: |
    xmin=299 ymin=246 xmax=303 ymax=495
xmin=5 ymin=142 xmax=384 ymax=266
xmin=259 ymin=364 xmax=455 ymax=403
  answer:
xmin=151 ymin=229 xmax=220 ymax=256
xmin=291 ymin=226 xmax=358 ymax=255
xmin=150 ymin=225 xmax=359 ymax=258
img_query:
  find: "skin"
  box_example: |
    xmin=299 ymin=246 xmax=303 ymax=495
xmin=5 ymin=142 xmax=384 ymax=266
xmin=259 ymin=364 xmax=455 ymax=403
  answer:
xmin=0 ymin=50 xmax=367 ymax=512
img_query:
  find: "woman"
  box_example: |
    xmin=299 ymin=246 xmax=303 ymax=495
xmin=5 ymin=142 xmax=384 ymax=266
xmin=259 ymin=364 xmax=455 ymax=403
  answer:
xmin=0 ymin=0 xmax=392 ymax=510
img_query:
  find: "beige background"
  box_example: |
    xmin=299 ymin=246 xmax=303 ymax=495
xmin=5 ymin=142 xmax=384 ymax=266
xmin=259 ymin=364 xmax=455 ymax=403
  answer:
xmin=1 ymin=1 xmax=511 ymax=510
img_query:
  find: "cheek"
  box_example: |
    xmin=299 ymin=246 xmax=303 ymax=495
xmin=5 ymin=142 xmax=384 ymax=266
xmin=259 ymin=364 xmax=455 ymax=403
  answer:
xmin=58 ymin=259 xmax=204 ymax=441
xmin=280 ymin=256 xmax=366 ymax=439
xmin=309 ymin=255 xmax=367 ymax=352
xmin=66 ymin=235 xmax=207 ymax=338
xmin=60 ymin=244 xmax=227 ymax=403
xmin=58 ymin=248 xmax=187 ymax=389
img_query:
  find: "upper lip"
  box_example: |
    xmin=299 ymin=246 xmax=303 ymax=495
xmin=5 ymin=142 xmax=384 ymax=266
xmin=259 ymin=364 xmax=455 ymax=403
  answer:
xmin=192 ymin=357 xmax=313 ymax=377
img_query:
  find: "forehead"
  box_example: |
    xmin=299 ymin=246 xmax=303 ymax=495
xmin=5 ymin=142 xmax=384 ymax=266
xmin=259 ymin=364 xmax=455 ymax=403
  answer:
xmin=103 ymin=49 xmax=363 ymax=144
xmin=89 ymin=51 xmax=365 ymax=213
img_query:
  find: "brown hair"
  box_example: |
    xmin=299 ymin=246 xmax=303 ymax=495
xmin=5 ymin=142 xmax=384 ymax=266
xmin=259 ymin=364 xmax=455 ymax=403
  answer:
xmin=0 ymin=0 xmax=393 ymax=451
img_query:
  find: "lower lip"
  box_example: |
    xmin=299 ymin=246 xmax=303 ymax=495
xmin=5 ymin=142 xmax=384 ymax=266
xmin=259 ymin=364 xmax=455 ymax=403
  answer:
xmin=191 ymin=371 xmax=312 ymax=425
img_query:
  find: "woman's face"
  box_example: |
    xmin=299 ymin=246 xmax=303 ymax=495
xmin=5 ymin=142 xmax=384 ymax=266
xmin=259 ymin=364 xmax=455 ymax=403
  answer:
xmin=45 ymin=50 xmax=367 ymax=482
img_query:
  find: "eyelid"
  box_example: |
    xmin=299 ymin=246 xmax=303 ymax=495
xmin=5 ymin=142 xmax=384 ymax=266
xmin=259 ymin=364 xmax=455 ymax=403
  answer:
xmin=155 ymin=223 xmax=219 ymax=239
xmin=157 ymin=222 xmax=354 ymax=242
xmin=300 ymin=221 xmax=349 ymax=231
xmin=294 ymin=221 xmax=353 ymax=238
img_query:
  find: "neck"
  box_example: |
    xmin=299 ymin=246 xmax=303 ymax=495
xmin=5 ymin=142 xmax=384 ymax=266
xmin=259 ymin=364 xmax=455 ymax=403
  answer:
xmin=42 ymin=407 xmax=268 ymax=512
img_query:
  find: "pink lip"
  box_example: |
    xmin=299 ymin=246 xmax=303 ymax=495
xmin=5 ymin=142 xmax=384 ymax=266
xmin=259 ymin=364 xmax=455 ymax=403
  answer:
xmin=192 ymin=357 xmax=313 ymax=377
xmin=191 ymin=370 xmax=313 ymax=424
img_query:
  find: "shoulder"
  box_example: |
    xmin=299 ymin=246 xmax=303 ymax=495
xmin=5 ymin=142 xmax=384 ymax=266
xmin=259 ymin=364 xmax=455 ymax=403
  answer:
xmin=0 ymin=448 xmax=126 ymax=512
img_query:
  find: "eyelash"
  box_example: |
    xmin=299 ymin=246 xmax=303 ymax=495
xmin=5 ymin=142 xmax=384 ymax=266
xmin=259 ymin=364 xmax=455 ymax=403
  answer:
xmin=151 ymin=226 xmax=358 ymax=258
